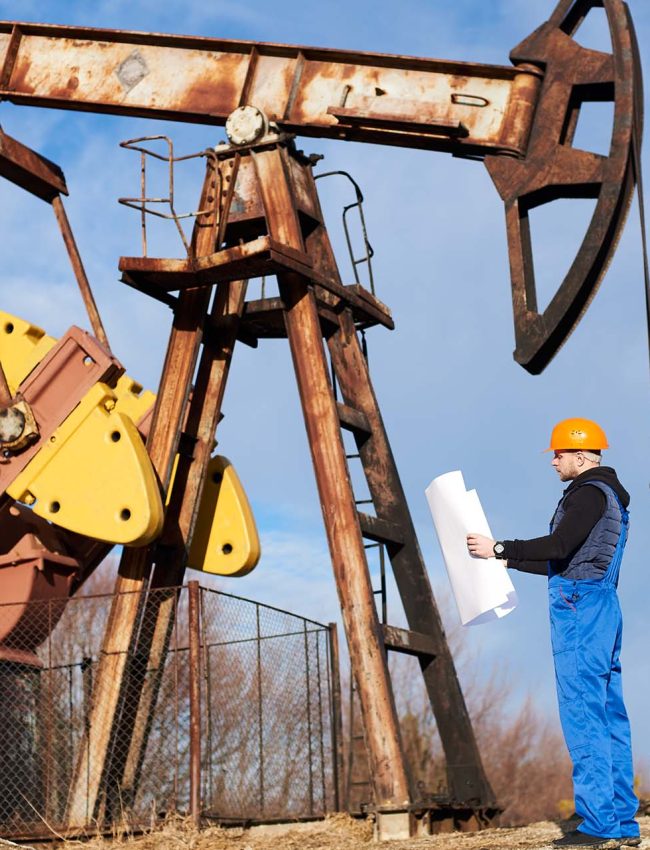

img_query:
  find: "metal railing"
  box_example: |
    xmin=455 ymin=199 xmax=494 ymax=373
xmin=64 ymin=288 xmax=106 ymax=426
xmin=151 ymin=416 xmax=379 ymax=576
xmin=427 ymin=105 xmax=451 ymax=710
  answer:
xmin=0 ymin=583 xmax=341 ymax=839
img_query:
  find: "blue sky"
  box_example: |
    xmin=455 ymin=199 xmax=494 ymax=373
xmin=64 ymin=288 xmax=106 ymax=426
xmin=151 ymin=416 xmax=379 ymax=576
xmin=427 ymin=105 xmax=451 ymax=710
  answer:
xmin=1 ymin=0 xmax=649 ymax=775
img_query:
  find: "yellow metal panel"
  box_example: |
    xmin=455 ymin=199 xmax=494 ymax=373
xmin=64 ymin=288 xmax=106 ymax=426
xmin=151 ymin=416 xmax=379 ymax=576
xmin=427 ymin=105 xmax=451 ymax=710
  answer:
xmin=7 ymin=382 xmax=163 ymax=545
xmin=188 ymin=456 xmax=260 ymax=577
xmin=112 ymin=374 xmax=156 ymax=424
xmin=0 ymin=311 xmax=56 ymax=393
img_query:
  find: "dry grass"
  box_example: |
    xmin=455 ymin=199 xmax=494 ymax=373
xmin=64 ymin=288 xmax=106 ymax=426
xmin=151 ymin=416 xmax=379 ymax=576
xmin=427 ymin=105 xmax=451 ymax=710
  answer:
xmin=54 ymin=814 xmax=650 ymax=850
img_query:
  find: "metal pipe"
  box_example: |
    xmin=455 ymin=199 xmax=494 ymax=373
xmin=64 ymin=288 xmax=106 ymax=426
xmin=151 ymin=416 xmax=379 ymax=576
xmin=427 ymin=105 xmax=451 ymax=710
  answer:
xmin=255 ymin=603 xmax=265 ymax=817
xmin=303 ymin=620 xmax=314 ymax=816
xmin=327 ymin=622 xmax=343 ymax=813
xmin=200 ymin=590 xmax=214 ymax=808
xmin=315 ymin=630 xmax=327 ymax=813
xmin=188 ymin=580 xmax=202 ymax=828
xmin=51 ymin=195 xmax=110 ymax=350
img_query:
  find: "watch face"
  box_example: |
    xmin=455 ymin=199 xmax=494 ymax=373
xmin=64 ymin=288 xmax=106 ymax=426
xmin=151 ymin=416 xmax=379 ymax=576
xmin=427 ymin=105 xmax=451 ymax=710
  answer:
xmin=494 ymin=542 xmax=505 ymax=556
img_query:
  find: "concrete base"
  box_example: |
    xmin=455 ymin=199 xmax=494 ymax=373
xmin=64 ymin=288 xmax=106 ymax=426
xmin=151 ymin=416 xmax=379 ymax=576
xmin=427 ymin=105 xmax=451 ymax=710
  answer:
xmin=374 ymin=810 xmax=415 ymax=841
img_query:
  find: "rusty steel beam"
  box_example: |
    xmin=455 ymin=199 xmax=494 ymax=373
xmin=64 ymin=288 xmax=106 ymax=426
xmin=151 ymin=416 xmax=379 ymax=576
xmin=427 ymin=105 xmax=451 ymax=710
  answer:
xmin=329 ymin=310 xmax=496 ymax=806
xmin=0 ymin=129 xmax=110 ymax=351
xmin=302 ymin=182 xmax=496 ymax=806
xmin=0 ymin=21 xmax=539 ymax=157
xmin=116 ymin=281 xmax=248 ymax=805
xmin=243 ymin=143 xmax=409 ymax=807
xmin=280 ymin=273 xmax=410 ymax=808
xmin=115 ymin=271 xmax=249 ymax=804
xmin=0 ymin=126 xmax=67 ymax=200
xmin=110 ymin=157 xmax=246 ymax=806
xmin=68 ymin=154 xmax=249 ymax=823
xmin=0 ymin=0 xmax=642 ymax=377
xmin=66 ymin=159 xmax=220 ymax=827
xmin=52 ymin=196 xmax=110 ymax=350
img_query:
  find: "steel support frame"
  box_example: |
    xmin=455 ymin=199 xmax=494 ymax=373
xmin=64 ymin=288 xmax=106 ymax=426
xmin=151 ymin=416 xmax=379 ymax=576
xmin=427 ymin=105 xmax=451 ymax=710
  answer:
xmin=66 ymin=154 xmax=241 ymax=825
xmin=0 ymin=21 xmax=539 ymax=157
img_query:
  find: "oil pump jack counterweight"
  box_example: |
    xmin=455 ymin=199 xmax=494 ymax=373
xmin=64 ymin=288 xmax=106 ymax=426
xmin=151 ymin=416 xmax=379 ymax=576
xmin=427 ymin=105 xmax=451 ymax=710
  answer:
xmin=0 ymin=310 xmax=261 ymax=569
xmin=0 ymin=311 xmax=163 ymax=545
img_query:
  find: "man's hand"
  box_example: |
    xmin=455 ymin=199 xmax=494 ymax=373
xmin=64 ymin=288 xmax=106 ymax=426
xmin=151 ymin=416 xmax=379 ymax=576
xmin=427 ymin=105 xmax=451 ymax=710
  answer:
xmin=466 ymin=533 xmax=496 ymax=559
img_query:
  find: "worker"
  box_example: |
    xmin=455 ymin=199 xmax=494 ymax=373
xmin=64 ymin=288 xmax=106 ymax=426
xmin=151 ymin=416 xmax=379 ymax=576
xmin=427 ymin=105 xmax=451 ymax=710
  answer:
xmin=466 ymin=418 xmax=639 ymax=850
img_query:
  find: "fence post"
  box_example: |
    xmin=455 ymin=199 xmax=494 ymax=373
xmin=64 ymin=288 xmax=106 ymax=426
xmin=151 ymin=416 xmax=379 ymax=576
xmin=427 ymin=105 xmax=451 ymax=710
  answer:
xmin=255 ymin=604 xmax=265 ymax=817
xmin=188 ymin=581 xmax=202 ymax=827
xmin=328 ymin=623 xmax=344 ymax=812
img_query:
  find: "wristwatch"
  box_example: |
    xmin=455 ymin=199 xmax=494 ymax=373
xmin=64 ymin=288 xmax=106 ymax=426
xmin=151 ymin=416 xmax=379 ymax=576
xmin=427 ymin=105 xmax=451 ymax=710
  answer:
xmin=493 ymin=541 xmax=506 ymax=559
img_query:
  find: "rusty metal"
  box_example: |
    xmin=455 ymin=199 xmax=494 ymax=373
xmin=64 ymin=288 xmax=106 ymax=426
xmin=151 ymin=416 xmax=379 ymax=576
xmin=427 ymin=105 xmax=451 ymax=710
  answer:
xmin=110 ymin=158 xmax=247 ymax=810
xmin=188 ymin=580 xmax=201 ymax=828
xmin=0 ymin=129 xmax=110 ymax=352
xmin=0 ymin=401 xmax=22 ymax=437
xmin=66 ymin=158 xmax=220 ymax=826
xmin=315 ymin=170 xmax=375 ymax=294
xmin=0 ymin=502 xmax=79 ymax=667
xmin=112 ymin=135 xmax=493 ymax=818
xmin=118 ymin=136 xmax=219 ymax=256
xmin=241 ymin=143 xmax=410 ymax=808
xmin=114 ymin=273 xmax=250 ymax=803
xmin=484 ymin=0 xmax=641 ymax=373
xmin=51 ymin=196 xmax=110 ymax=350
xmin=327 ymin=305 xmax=495 ymax=807
xmin=108 ymin=137 xmax=414 ymax=815
xmin=0 ymin=125 xmax=67 ymax=200
xmin=67 ymin=150 xmax=250 ymax=827
xmin=0 ymin=1 xmax=642 ymax=377
xmin=0 ymin=326 xmax=122 ymax=495
xmin=0 ymin=21 xmax=531 ymax=157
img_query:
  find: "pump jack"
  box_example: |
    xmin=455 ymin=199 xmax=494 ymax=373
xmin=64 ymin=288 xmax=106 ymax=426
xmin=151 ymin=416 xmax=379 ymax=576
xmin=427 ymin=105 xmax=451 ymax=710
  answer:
xmin=0 ymin=0 xmax=643 ymax=840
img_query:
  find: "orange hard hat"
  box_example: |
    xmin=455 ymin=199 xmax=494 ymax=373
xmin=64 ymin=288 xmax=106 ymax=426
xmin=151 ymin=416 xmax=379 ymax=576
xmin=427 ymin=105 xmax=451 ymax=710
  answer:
xmin=546 ymin=418 xmax=609 ymax=452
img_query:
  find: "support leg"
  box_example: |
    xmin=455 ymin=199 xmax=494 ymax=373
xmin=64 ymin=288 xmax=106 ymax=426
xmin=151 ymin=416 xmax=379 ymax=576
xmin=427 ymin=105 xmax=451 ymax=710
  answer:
xmin=278 ymin=271 xmax=410 ymax=809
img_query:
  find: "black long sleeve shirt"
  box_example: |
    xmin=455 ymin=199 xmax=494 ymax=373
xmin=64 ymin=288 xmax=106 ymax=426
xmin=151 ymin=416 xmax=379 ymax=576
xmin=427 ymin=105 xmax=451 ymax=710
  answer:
xmin=503 ymin=487 xmax=605 ymax=575
xmin=501 ymin=467 xmax=629 ymax=576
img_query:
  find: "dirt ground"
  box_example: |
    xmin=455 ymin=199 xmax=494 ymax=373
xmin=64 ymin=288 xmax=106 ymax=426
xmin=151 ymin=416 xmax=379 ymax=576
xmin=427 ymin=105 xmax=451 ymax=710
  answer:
xmin=15 ymin=813 xmax=647 ymax=850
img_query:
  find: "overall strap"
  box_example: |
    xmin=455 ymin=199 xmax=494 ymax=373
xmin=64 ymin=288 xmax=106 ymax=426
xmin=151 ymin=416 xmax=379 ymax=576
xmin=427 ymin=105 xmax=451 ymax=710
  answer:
xmin=578 ymin=481 xmax=629 ymax=587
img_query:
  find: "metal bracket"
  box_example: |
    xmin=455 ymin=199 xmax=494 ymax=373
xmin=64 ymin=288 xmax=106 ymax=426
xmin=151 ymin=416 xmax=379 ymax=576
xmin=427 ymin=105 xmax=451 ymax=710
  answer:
xmin=485 ymin=0 xmax=641 ymax=373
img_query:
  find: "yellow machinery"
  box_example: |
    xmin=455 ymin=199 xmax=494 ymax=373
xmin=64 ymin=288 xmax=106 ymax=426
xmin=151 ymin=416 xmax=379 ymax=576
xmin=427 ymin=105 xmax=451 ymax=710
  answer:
xmin=0 ymin=310 xmax=260 ymax=571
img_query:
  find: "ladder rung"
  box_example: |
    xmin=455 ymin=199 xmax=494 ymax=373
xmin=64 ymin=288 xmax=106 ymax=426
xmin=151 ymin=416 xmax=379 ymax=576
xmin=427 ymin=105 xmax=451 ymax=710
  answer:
xmin=336 ymin=401 xmax=372 ymax=436
xmin=381 ymin=624 xmax=438 ymax=659
xmin=358 ymin=512 xmax=404 ymax=546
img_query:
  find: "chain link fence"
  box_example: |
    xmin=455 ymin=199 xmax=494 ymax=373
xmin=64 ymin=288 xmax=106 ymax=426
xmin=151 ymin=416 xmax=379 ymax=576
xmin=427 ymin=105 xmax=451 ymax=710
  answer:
xmin=0 ymin=583 xmax=341 ymax=840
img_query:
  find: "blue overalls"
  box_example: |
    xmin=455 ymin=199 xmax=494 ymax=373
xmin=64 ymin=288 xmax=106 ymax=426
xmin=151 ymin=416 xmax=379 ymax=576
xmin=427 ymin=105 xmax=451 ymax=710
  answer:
xmin=548 ymin=482 xmax=638 ymax=839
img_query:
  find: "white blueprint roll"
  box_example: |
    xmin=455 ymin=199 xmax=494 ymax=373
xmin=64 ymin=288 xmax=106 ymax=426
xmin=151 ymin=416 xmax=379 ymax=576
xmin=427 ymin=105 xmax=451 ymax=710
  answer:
xmin=425 ymin=470 xmax=517 ymax=627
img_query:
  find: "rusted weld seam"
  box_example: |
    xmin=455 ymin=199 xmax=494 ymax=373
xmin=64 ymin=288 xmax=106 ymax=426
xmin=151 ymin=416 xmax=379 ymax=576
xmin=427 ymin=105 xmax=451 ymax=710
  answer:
xmin=0 ymin=24 xmax=22 ymax=90
xmin=282 ymin=50 xmax=306 ymax=122
xmin=238 ymin=45 xmax=259 ymax=107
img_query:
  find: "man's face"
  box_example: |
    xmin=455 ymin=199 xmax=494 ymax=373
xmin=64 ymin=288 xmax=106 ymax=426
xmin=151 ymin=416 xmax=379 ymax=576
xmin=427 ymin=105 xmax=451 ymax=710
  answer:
xmin=551 ymin=450 xmax=581 ymax=481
